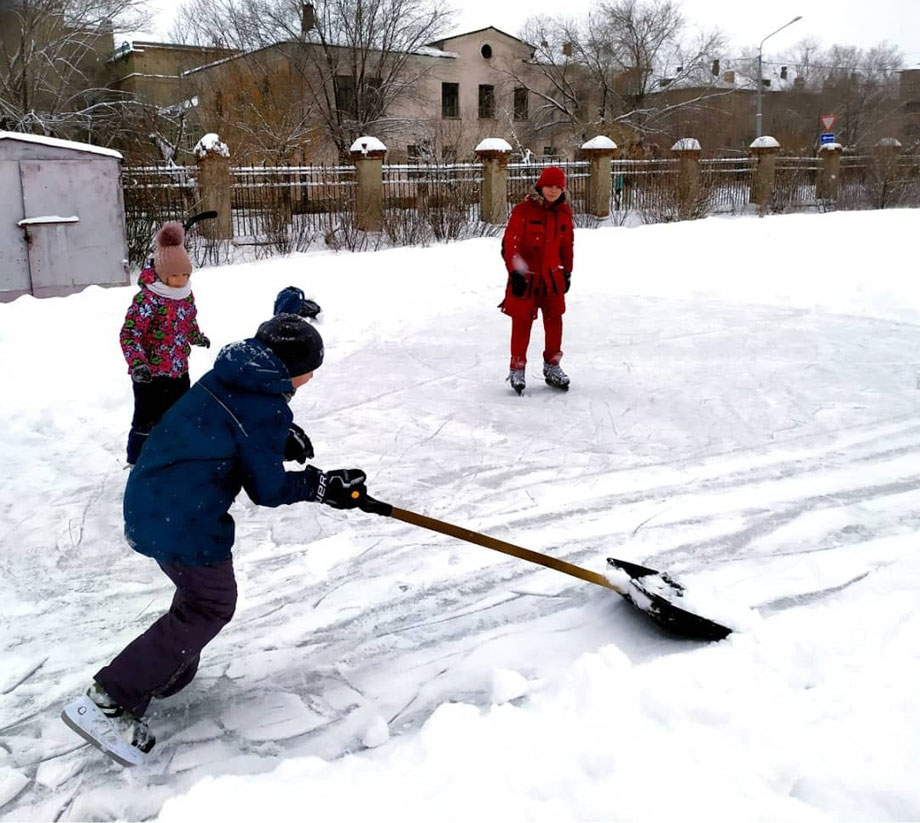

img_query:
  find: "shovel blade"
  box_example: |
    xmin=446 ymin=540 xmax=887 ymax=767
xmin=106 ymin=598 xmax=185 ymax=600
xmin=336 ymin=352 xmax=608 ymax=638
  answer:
xmin=607 ymin=557 xmax=733 ymax=642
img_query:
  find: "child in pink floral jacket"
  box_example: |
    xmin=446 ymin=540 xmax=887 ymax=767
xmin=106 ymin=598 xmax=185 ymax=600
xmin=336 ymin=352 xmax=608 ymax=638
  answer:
xmin=120 ymin=222 xmax=210 ymax=465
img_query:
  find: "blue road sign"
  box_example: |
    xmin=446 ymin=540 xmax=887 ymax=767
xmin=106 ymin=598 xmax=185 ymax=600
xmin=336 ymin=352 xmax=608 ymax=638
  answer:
xmin=820 ymin=132 xmax=835 ymax=144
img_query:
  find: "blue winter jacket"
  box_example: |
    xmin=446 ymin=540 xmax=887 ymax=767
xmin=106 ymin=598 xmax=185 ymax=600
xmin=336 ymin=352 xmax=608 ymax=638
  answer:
xmin=124 ymin=338 xmax=321 ymax=565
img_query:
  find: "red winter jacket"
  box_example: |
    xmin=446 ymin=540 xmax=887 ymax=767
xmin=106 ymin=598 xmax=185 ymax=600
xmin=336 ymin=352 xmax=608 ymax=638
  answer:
xmin=500 ymin=193 xmax=574 ymax=316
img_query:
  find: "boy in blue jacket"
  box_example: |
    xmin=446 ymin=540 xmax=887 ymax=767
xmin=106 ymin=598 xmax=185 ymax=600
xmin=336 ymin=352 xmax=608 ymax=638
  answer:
xmin=62 ymin=314 xmax=369 ymax=766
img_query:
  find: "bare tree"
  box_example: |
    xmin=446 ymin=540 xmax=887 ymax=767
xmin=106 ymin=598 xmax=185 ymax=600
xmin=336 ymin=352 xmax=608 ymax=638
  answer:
xmin=811 ymin=42 xmax=902 ymax=147
xmin=516 ymin=0 xmax=724 ymax=150
xmin=172 ymin=0 xmax=454 ymax=158
xmin=0 ymin=0 xmax=149 ymax=138
xmin=170 ymin=0 xmax=282 ymax=50
xmin=515 ymin=16 xmax=589 ymax=142
xmin=603 ymin=0 xmax=683 ymax=109
xmin=738 ymin=38 xmax=904 ymax=149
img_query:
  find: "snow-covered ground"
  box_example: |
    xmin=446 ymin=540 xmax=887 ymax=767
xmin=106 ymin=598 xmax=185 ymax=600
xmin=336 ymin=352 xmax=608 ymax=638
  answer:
xmin=2 ymin=210 xmax=920 ymax=822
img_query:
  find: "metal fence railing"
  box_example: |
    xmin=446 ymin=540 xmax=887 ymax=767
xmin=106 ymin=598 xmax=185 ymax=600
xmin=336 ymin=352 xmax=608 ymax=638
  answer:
xmin=837 ymin=154 xmax=920 ymax=210
xmin=120 ymin=154 xmax=920 ymax=266
xmin=507 ymin=161 xmax=589 ymax=219
xmin=773 ymin=156 xmax=821 ymax=211
xmin=121 ymin=165 xmax=199 ymax=267
xmin=699 ymin=157 xmax=755 ymax=214
xmin=382 ymin=162 xmax=482 ymax=242
xmin=231 ymin=164 xmax=356 ymax=240
xmin=610 ymin=158 xmax=679 ymax=218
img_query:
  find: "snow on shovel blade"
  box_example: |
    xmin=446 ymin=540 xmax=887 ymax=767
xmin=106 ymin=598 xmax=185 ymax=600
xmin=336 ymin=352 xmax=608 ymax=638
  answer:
xmin=607 ymin=557 xmax=733 ymax=642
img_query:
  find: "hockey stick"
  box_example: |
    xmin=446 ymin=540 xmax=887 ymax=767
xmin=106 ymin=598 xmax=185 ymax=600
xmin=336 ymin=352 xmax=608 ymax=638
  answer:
xmin=182 ymin=210 xmax=218 ymax=232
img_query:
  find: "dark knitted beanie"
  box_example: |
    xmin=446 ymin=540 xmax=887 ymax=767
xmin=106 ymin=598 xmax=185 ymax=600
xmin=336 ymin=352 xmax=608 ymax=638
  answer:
xmin=255 ymin=314 xmax=324 ymax=377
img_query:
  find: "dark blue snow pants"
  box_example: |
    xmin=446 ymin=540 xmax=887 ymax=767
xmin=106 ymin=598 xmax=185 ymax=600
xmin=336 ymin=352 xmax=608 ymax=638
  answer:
xmin=95 ymin=559 xmax=237 ymax=717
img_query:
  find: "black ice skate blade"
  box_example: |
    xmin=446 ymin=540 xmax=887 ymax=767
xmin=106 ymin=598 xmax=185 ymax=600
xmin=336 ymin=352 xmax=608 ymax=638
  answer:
xmin=545 ymin=380 xmax=569 ymax=391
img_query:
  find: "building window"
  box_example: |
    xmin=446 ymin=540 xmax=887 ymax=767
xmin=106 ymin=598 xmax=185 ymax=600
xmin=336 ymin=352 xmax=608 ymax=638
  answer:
xmin=513 ymin=87 xmax=528 ymax=121
xmin=407 ymin=144 xmax=420 ymax=162
xmin=478 ymin=84 xmax=494 ymax=119
xmin=441 ymin=82 xmax=459 ymax=119
xmin=335 ymin=75 xmax=357 ymax=116
xmin=442 ymin=145 xmax=457 ymax=163
xmin=481 ymin=43 xmax=492 ymax=59
xmin=366 ymin=75 xmax=383 ymax=106
xmin=215 ymin=90 xmax=224 ymax=117
xmin=542 ymin=146 xmax=558 ymax=157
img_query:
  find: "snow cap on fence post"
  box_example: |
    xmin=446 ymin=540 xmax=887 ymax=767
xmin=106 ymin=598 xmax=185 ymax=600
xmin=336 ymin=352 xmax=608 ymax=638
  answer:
xmin=671 ymin=138 xmax=702 ymax=220
xmin=749 ymin=135 xmax=781 ymax=207
xmin=349 ymin=136 xmax=387 ymax=232
xmin=475 ymin=138 xmax=512 ymax=224
xmin=194 ymin=133 xmax=232 ymax=239
xmin=580 ymin=136 xmax=618 ymax=218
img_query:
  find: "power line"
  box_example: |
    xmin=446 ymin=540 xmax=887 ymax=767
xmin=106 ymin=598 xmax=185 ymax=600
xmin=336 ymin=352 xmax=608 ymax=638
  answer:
xmin=712 ymin=56 xmax=909 ymax=73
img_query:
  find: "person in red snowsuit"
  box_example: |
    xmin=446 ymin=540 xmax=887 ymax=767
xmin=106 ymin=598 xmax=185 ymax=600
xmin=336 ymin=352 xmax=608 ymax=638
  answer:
xmin=500 ymin=165 xmax=573 ymax=394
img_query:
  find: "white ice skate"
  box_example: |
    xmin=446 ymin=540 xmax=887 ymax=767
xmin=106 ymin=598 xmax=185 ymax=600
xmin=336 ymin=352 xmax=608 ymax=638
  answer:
xmin=61 ymin=688 xmax=154 ymax=767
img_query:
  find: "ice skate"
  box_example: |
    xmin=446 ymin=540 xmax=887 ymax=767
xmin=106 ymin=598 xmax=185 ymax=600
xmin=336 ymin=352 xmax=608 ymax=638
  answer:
xmin=543 ymin=362 xmax=570 ymax=391
xmin=507 ymin=368 xmax=526 ymax=395
xmin=61 ymin=682 xmax=155 ymax=767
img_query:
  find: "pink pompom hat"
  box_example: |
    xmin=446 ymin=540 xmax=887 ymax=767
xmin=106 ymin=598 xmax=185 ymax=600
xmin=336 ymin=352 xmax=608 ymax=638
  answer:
xmin=153 ymin=222 xmax=193 ymax=279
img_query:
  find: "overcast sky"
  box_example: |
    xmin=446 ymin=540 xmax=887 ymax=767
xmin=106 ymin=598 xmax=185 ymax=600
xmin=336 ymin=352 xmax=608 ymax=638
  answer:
xmin=144 ymin=0 xmax=919 ymax=65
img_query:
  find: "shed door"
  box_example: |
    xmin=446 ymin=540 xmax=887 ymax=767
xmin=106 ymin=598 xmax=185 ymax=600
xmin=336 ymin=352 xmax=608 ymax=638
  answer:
xmin=20 ymin=160 xmax=127 ymax=297
xmin=0 ymin=159 xmax=30 ymax=298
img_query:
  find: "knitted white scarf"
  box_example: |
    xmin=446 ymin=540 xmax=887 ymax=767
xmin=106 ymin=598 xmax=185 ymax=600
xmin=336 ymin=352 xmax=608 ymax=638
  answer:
xmin=147 ymin=279 xmax=191 ymax=300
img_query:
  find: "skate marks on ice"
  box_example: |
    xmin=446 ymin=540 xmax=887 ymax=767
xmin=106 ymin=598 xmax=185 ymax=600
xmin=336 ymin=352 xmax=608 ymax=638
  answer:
xmin=5 ymin=304 xmax=920 ymax=818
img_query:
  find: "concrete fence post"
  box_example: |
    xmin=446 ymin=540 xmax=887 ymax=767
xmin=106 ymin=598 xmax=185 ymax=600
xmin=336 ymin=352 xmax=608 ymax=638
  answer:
xmin=670 ymin=138 xmax=702 ymax=218
xmin=817 ymin=142 xmax=843 ymax=200
xmin=194 ymin=133 xmax=232 ymax=239
xmin=749 ymin=135 xmax=781 ymax=207
xmin=349 ymin=136 xmax=388 ymax=231
xmin=580 ymin=136 xmax=618 ymax=217
xmin=872 ymin=138 xmax=903 ymax=205
xmin=474 ymin=138 xmax=513 ymax=224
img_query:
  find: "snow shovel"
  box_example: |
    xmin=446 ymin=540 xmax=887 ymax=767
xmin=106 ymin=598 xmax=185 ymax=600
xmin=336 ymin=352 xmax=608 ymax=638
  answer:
xmin=357 ymin=495 xmax=732 ymax=642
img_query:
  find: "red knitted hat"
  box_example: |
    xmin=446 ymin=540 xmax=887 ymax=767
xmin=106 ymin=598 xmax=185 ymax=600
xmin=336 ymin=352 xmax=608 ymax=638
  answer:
xmin=536 ymin=165 xmax=566 ymax=190
xmin=153 ymin=222 xmax=193 ymax=280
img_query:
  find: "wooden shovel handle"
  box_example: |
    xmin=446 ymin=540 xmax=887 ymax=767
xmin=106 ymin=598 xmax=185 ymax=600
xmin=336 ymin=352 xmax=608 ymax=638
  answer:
xmin=358 ymin=495 xmax=621 ymax=593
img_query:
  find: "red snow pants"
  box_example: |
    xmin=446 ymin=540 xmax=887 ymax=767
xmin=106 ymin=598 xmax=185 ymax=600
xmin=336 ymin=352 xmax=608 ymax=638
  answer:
xmin=503 ymin=280 xmax=565 ymax=370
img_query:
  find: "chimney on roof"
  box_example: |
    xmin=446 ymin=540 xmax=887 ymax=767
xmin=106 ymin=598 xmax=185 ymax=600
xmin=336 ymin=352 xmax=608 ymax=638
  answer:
xmin=301 ymin=2 xmax=315 ymax=32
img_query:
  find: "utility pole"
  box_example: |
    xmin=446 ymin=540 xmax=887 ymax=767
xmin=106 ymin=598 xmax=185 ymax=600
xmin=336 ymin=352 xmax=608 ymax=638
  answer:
xmin=756 ymin=15 xmax=803 ymax=138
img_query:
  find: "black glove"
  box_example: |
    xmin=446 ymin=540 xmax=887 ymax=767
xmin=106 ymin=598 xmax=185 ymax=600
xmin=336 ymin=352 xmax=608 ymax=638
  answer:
xmin=300 ymin=299 xmax=321 ymax=319
xmin=509 ymin=271 xmax=527 ymax=297
xmin=131 ymin=364 xmax=153 ymax=383
xmin=284 ymin=423 xmax=314 ymax=463
xmin=315 ymin=468 xmax=367 ymax=509
xmin=197 ymin=335 xmax=211 ymax=348
xmin=564 ymin=272 xmax=571 ymax=294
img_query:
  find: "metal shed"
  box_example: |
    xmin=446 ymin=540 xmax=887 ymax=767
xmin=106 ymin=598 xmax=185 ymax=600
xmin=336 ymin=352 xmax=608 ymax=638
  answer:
xmin=0 ymin=131 xmax=129 ymax=302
